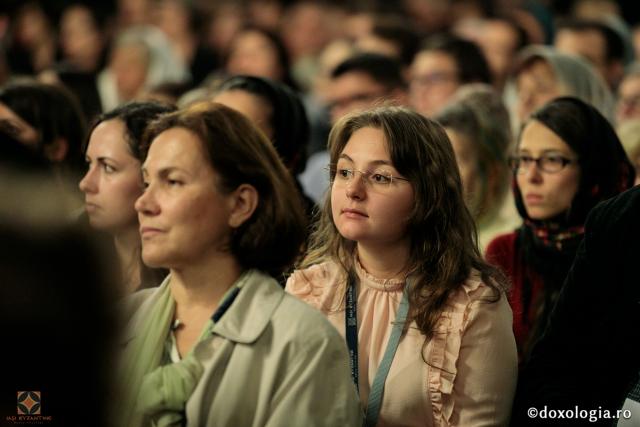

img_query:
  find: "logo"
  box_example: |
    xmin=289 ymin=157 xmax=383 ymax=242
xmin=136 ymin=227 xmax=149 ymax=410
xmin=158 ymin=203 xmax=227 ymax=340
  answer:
xmin=17 ymin=392 xmax=40 ymax=415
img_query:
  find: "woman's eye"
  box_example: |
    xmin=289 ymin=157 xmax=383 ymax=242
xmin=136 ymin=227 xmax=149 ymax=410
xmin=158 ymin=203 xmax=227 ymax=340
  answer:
xmin=102 ymin=163 xmax=115 ymax=173
xmin=372 ymin=173 xmax=391 ymax=184
xmin=167 ymin=179 xmax=183 ymax=186
xmin=337 ymin=169 xmax=352 ymax=178
xmin=544 ymin=155 xmax=563 ymax=164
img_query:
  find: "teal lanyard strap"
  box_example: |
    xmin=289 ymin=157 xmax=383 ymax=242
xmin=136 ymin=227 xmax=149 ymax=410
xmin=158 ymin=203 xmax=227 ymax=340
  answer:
xmin=346 ymin=277 xmax=411 ymax=427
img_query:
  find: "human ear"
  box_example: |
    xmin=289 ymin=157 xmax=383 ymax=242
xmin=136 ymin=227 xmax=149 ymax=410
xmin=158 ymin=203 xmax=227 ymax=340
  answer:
xmin=228 ymin=184 xmax=259 ymax=228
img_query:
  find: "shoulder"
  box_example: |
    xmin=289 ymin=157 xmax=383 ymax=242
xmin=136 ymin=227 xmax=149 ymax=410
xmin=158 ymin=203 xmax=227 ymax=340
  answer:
xmin=268 ymin=289 xmax=348 ymax=358
xmin=442 ymin=273 xmax=510 ymax=332
xmin=285 ymin=261 xmax=344 ymax=310
xmin=585 ymin=185 xmax=640 ymax=237
xmin=486 ymin=231 xmax=517 ymax=256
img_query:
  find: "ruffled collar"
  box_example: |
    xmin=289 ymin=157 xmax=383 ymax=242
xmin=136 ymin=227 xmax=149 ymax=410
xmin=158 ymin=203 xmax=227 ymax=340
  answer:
xmin=354 ymin=257 xmax=406 ymax=292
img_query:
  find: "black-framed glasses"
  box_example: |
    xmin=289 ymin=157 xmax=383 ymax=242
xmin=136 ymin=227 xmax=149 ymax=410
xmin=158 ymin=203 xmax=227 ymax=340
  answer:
xmin=325 ymin=164 xmax=410 ymax=187
xmin=509 ymin=154 xmax=576 ymax=174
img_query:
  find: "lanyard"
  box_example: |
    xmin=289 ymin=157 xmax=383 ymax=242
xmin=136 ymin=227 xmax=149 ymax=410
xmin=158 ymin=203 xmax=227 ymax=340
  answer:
xmin=345 ymin=274 xmax=411 ymax=427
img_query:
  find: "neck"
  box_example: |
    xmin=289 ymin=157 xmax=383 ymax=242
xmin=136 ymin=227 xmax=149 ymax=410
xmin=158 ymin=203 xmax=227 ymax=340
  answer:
xmin=170 ymin=252 xmax=243 ymax=319
xmin=113 ymin=226 xmax=142 ymax=294
xmin=356 ymin=240 xmax=411 ymax=280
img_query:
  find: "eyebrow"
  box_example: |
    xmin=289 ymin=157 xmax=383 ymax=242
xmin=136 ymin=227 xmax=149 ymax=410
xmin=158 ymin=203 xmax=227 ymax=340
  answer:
xmin=338 ymin=153 xmax=394 ymax=167
xmin=141 ymin=166 xmax=190 ymax=178
xmin=517 ymin=148 xmax=572 ymax=154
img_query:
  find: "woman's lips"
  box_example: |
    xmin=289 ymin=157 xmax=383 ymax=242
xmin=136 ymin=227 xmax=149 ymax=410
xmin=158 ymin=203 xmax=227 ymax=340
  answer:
xmin=342 ymin=208 xmax=368 ymax=218
xmin=525 ymin=194 xmax=544 ymax=204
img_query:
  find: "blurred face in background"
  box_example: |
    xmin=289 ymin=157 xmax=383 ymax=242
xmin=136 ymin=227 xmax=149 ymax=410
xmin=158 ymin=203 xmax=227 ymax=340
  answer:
xmin=110 ymin=42 xmax=149 ymax=102
xmin=213 ymin=90 xmax=274 ymax=139
xmin=226 ymin=30 xmax=283 ymax=81
xmin=409 ymin=50 xmax=460 ymax=117
xmin=515 ymin=59 xmax=563 ymax=123
xmin=444 ymin=127 xmax=478 ymax=202
xmin=326 ymin=72 xmax=394 ymax=124
xmin=616 ymin=74 xmax=640 ymax=124
xmin=59 ymin=5 xmax=104 ymax=72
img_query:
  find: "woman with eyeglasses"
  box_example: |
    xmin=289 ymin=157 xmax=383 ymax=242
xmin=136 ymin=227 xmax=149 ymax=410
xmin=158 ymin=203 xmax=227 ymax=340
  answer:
xmin=287 ymin=106 xmax=517 ymax=426
xmin=486 ymin=97 xmax=635 ymax=362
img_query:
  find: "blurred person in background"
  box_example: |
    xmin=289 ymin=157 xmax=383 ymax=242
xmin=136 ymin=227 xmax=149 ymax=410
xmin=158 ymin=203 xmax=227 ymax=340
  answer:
xmin=453 ymin=14 xmax=529 ymax=91
xmin=97 ymin=26 xmax=189 ymax=112
xmin=0 ymin=129 xmax=118 ymax=427
xmin=435 ymin=83 xmax=521 ymax=251
xmin=212 ymin=75 xmax=315 ymax=219
xmin=224 ymin=26 xmax=298 ymax=90
xmin=553 ymin=18 xmax=627 ymax=90
xmin=409 ymin=33 xmax=491 ymax=118
xmin=0 ymin=80 xmax=87 ymax=203
xmin=4 ymin=2 xmax=56 ymax=76
xmin=616 ymin=62 xmax=640 ymax=125
xmin=40 ymin=2 xmax=111 ymax=121
xmin=153 ymin=0 xmax=218 ymax=89
xmin=505 ymin=45 xmax=615 ymax=132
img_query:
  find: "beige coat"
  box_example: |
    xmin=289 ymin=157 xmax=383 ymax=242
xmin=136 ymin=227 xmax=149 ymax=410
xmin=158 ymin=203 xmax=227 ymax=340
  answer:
xmin=122 ymin=270 xmax=363 ymax=427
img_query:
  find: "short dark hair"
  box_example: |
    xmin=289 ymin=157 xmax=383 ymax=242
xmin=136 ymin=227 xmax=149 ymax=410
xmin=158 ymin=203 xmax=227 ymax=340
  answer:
xmin=86 ymin=101 xmax=176 ymax=160
xmin=331 ymin=52 xmax=406 ymax=89
xmin=142 ymin=103 xmax=307 ymax=278
xmin=418 ymin=33 xmax=492 ymax=84
xmin=556 ymin=19 xmax=626 ymax=64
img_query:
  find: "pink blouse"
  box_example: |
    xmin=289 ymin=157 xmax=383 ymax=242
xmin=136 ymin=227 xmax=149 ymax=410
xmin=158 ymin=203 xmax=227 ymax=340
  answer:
xmin=286 ymin=260 xmax=517 ymax=427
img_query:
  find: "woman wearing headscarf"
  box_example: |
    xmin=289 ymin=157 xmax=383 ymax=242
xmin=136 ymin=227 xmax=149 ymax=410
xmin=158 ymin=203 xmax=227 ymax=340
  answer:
xmin=505 ymin=45 xmax=615 ymax=132
xmin=486 ymin=97 xmax=635 ymax=361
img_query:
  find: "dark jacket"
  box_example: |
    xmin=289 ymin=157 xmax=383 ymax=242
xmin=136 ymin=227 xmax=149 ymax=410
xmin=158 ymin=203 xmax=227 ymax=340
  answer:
xmin=511 ymin=185 xmax=640 ymax=425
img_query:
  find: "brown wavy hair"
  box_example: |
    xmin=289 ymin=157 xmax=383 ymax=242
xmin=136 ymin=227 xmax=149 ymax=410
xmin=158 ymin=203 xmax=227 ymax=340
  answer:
xmin=300 ymin=106 xmax=508 ymax=342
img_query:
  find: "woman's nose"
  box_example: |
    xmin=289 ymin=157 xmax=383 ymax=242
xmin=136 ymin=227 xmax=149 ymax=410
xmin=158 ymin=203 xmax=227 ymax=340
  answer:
xmin=79 ymin=166 xmax=98 ymax=194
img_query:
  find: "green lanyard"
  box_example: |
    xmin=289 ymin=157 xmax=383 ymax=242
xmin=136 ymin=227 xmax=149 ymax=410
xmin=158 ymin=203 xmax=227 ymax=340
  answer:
xmin=345 ymin=275 xmax=411 ymax=427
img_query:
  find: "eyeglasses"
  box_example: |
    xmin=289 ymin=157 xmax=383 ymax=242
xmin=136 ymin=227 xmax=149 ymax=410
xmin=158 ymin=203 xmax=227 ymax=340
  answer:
xmin=509 ymin=154 xmax=576 ymax=174
xmin=326 ymin=164 xmax=410 ymax=187
xmin=410 ymin=71 xmax=458 ymax=87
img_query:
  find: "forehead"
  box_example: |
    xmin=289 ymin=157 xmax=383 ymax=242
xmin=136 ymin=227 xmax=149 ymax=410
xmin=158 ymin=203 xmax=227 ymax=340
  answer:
xmin=339 ymin=126 xmax=391 ymax=161
xmin=144 ymin=127 xmax=209 ymax=169
xmin=330 ymin=71 xmax=388 ymax=94
xmin=87 ymin=119 xmax=129 ymax=154
xmin=519 ymin=120 xmax=573 ymax=153
xmin=517 ymin=58 xmax=556 ymax=83
xmin=555 ymin=29 xmax=606 ymax=61
xmin=412 ymin=50 xmax=457 ymax=73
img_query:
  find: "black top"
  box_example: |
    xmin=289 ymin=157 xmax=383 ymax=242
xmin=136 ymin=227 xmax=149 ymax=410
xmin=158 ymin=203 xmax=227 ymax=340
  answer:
xmin=511 ymin=185 xmax=640 ymax=425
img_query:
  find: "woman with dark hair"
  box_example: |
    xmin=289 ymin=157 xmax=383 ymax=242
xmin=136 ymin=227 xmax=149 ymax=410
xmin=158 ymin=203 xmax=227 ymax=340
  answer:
xmin=0 ymin=80 xmax=88 ymax=186
xmin=213 ymin=75 xmax=314 ymax=216
xmin=79 ymin=101 xmax=175 ymax=295
xmin=287 ymin=106 xmax=517 ymax=426
xmin=117 ymin=102 xmax=362 ymax=427
xmin=225 ymin=26 xmax=299 ymax=90
xmin=486 ymin=97 xmax=635 ymax=361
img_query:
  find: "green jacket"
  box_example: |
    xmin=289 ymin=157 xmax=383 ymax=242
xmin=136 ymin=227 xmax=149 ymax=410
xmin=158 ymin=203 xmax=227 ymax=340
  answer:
xmin=121 ymin=270 xmax=363 ymax=427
